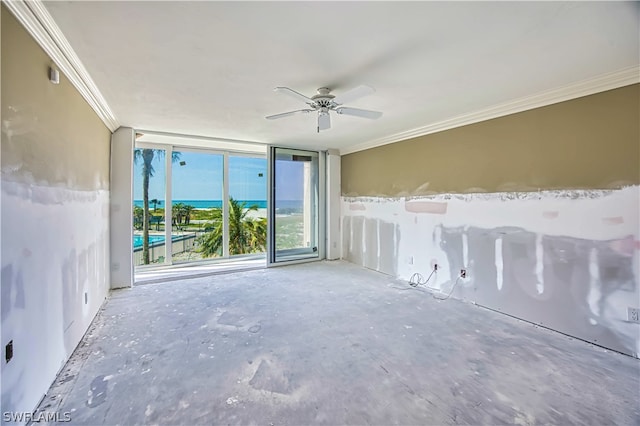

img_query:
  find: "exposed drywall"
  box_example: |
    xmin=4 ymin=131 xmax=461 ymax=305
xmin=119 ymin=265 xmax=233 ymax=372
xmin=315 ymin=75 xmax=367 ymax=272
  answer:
xmin=340 ymin=85 xmax=639 ymax=356
xmin=1 ymin=6 xmax=111 ymax=420
xmin=342 ymin=188 xmax=640 ymax=357
xmin=342 ymin=84 xmax=639 ymax=196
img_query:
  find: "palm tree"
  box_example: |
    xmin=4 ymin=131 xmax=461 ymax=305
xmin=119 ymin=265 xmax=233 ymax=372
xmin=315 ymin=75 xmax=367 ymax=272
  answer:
xmin=133 ymin=206 xmax=144 ymax=230
xmin=199 ymin=209 xmax=223 ymax=256
xmin=183 ymin=204 xmax=194 ymax=226
xmin=150 ymin=198 xmax=160 ymax=211
xmin=198 ymin=197 xmax=267 ymax=257
xmin=133 ymin=148 xmax=180 ymax=264
xmin=172 ymin=202 xmax=185 ymax=227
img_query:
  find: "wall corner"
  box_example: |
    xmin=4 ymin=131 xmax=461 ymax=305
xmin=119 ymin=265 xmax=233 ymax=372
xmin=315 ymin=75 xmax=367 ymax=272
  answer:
xmin=110 ymin=127 xmax=134 ymax=289
xmin=326 ymin=151 xmax=341 ymax=260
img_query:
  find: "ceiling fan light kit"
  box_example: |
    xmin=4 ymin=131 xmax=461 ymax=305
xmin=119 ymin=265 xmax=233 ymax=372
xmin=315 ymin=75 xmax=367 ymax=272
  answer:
xmin=266 ymin=85 xmax=382 ymax=133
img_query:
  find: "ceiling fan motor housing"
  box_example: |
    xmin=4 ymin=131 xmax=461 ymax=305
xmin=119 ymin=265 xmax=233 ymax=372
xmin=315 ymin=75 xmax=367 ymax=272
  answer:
xmin=311 ymin=88 xmax=336 ymax=108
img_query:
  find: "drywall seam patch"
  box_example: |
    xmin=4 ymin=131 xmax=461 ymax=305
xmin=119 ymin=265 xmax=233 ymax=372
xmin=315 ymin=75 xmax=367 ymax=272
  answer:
xmin=603 ymin=217 xmax=624 ymax=225
xmin=405 ymin=200 xmax=448 ymax=214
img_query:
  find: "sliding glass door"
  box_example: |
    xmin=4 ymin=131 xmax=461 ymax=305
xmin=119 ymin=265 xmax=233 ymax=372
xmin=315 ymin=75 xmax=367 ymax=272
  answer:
xmin=268 ymin=147 xmax=324 ymax=264
xmin=171 ymin=150 xmax=224 ymax=263
xmin=169 ymin=151 xmax=268 ymax=264
xmin=228 ymin=155 xmax=268 ymax=256
xmin=133 ymin=138 xmax=325 ymax=270
xmin=133 ymin=141 xmax=268 ymax=269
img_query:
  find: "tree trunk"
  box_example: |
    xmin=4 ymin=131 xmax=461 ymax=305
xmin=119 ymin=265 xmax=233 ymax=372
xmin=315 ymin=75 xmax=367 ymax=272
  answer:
xmin=142 ymin=149 xmax=154 ymax=265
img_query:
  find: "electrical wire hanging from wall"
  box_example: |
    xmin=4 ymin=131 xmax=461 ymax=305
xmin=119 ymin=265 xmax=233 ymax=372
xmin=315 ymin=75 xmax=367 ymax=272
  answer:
xmin=398 ymin=269 xmax=464 ymax=301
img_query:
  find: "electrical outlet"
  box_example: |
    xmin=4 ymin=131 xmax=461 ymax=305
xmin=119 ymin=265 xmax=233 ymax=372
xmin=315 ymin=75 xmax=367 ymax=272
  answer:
xmin=434 ymin=263 xmax=438 ymax=271
xmin=5 ymin=340 xmax=13 ymax=363
xmin=460 ymin=269 xmax=467 ymax=278
xmin=628 ymin=307 xmax=639 ymax=323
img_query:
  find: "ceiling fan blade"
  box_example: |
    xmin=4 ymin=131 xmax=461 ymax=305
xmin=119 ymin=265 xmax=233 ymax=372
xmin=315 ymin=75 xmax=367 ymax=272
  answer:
xmin=317 ymin=111 xmax=331 ymax=132
xmin=265 ymin=109 xmax=313 ymax=120
xmin=274 ymin=87 xmax=315 ymax=105
xmin=335 ymin=107 xmax=382 ymax=120
xmin=332 ymin=85 xmax=375 ymax=105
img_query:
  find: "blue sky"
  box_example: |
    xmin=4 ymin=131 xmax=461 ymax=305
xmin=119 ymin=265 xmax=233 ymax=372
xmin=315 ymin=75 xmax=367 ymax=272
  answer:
xmin=133 ymin=151 xmax=304 ymax=201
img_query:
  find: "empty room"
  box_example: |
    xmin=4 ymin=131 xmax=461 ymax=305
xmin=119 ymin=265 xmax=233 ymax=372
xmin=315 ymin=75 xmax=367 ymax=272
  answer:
xmin=1 ymin=1 xmax=639 ymax=425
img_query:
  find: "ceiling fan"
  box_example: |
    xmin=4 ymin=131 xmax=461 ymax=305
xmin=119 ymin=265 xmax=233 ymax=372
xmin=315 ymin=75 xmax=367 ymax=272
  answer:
xmin=266 ymin=85 xmax=382 ymax=133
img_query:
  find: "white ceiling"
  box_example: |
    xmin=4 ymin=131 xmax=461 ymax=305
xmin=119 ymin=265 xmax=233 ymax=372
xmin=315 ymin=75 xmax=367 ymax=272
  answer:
xmin=43 ymin=1 xmax=639 ymax=153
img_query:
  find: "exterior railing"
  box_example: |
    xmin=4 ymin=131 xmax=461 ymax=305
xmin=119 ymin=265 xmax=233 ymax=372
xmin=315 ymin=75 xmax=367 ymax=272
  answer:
xmin=133 ymin=233 xmax=197 ymax=265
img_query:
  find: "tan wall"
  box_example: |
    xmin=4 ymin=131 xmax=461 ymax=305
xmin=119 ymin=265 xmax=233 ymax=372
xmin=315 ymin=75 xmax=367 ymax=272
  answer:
xmin=1 ymin=6 xmax=110 ymax=189
xmin=1 ymin=6 xmax=112 ymax=416
xmin=342 ymin=84 xmax=640 ymax=196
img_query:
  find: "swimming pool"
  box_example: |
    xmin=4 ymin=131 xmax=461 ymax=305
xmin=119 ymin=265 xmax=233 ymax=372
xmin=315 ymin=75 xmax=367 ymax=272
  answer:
xmin=133 ymin=234 xmax=167 ymax=248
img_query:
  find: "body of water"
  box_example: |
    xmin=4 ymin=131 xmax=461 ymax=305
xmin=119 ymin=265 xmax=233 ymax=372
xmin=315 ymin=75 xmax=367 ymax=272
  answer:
xmin=134 ymin=234 xmax=166 ymax=248
xmin=134 ymin=234 xmax=192 ymax=249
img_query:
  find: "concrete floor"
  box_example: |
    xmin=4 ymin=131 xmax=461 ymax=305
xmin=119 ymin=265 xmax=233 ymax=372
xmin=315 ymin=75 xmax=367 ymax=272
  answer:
xmin=37 ymin=261 xmax=639 ymax=425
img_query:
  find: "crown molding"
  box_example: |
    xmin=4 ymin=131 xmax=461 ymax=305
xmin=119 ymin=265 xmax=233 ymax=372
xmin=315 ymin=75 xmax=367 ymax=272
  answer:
xmin=340 ymin=66 xmax=640 ymax=156
xmin=4 ymin=0 xmax=119 ymax=132
xmin=4 ymin=0 xmax=637 ymax=146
